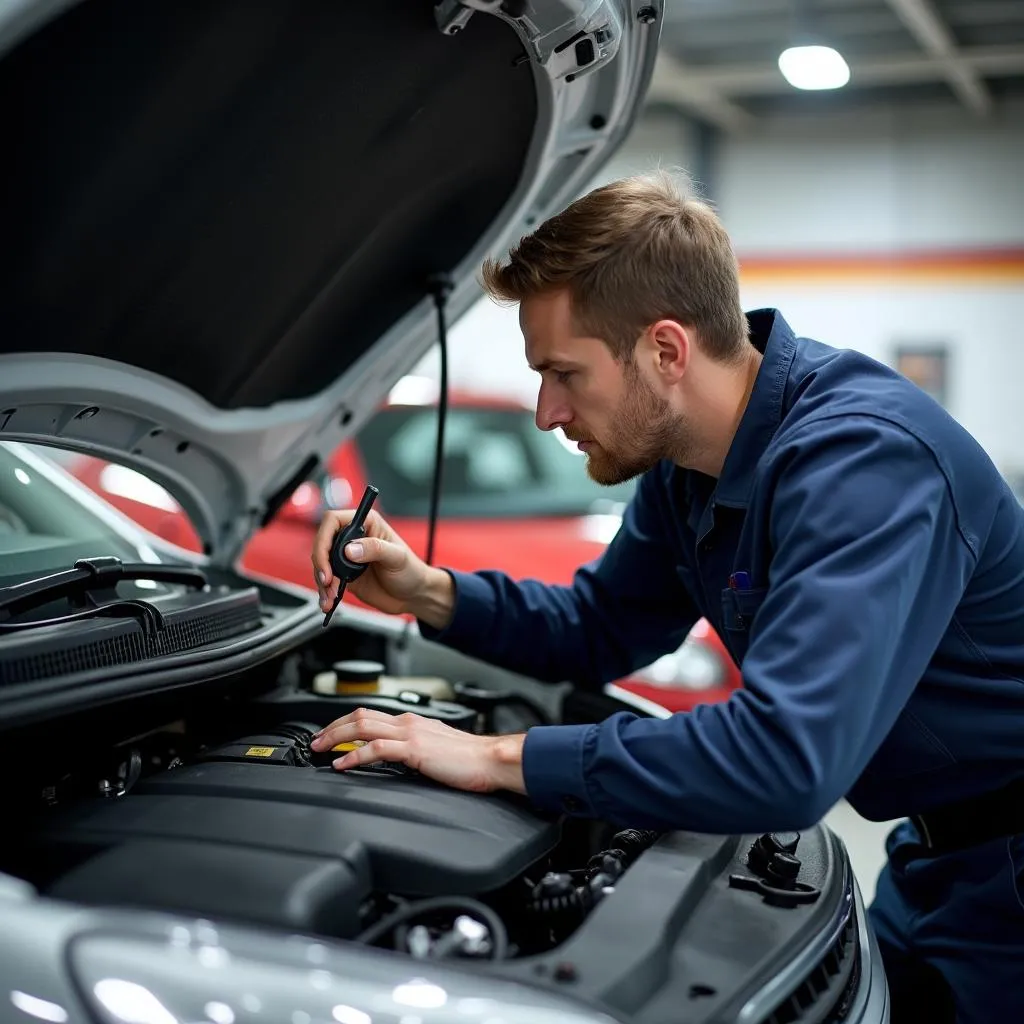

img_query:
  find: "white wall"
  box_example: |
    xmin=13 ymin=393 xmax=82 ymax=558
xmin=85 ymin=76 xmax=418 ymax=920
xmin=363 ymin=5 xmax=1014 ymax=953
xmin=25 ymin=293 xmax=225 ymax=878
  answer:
xmin=737 ymin=282 xmax=1024 ymax=474
xmin=419 ymin=101 xmax=1024 ymax=476
xmin=591 ymin=107 xmax=699 ymax=186
xmin=719 ymin=101 xmax=1024 ymax=475
xmin=719 ymin=103 xmax=1024 ymax=253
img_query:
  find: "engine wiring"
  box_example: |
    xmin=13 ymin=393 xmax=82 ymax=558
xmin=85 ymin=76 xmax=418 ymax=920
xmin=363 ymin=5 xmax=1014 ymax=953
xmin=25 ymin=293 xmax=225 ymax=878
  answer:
xmin=355 ymin=894 xmax=509 ymax=961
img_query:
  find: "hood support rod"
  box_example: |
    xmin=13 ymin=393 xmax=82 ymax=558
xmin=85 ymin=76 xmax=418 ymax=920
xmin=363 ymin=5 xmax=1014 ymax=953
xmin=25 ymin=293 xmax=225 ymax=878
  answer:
xmin=425 ymin=273 xmax=454 ymax=569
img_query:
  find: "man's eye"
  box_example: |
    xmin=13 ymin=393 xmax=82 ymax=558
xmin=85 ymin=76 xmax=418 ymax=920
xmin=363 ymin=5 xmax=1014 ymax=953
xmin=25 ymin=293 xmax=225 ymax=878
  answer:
xmin=556 ymin=370 xmax=574 ymax=385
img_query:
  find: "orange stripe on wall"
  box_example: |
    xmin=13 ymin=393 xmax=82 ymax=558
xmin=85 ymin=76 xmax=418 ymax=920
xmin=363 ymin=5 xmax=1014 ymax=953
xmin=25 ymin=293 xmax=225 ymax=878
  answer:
xmin=737 ymin=247 xmax=1024 ymax=285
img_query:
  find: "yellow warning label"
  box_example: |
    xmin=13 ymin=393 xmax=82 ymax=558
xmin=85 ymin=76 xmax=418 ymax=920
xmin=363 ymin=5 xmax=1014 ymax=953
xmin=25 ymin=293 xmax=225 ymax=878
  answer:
xmin=245 ymin=746 xmax=276 ymax=757
xmin=331 ymin=741 xmax=367 ymax=752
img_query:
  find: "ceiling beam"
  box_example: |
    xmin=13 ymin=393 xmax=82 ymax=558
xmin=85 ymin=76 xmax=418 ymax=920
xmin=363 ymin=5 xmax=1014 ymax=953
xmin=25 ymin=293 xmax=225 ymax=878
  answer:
xmin=653 ymin=44 xmax=1024 ymax=97
xmin=647 ymin=51 xmax=755 ymax=134
xmin=884 ymin=0 xmax=992 ymax=115
xmin=658 ymin=10 xmax=909 ymax=50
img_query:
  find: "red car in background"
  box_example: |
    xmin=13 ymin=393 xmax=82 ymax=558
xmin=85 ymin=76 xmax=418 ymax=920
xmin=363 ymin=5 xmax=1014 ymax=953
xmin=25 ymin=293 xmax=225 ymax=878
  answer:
xmin=68 ymin=379 xmax=741 ymax=711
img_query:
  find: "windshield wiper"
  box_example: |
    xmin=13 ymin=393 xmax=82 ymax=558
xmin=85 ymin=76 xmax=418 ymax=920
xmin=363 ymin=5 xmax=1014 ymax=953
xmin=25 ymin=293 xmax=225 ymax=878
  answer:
xmin=0 ymin=556 xmax=207 ymax=635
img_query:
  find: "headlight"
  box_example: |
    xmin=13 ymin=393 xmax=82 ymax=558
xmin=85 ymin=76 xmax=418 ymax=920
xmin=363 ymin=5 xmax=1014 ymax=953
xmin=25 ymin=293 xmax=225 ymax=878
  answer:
xmin=72 ymin=926 xmax=620 ymax=1024
xmin=630 ymin=638 xmax=725 ymax=691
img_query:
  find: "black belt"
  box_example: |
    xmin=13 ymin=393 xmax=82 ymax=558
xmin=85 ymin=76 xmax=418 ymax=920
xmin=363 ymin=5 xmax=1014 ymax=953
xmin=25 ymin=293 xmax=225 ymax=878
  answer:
xmin=910 ymin=776 xmax=1024 ymax=854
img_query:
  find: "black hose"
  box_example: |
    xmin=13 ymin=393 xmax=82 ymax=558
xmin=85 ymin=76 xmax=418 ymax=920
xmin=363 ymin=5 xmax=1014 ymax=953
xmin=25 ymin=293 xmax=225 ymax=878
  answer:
xmin=356 ymin=895 xmax=509 ymax=961
xmin=610 ymin=828 xmax=661 ymax=863
xmin=527 ymin=885 xmax=594 ymax=920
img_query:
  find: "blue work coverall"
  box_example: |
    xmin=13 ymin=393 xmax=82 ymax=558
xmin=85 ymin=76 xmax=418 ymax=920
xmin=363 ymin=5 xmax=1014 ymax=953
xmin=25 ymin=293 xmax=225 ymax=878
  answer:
xmin=421 ymin=309 xmax=1024 ymax=1021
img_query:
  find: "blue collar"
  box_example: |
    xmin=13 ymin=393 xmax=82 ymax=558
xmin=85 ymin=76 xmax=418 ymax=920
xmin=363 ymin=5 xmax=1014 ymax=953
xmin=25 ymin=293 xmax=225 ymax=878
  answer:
xmin=713 ymin=308 xmax=798 ymax=508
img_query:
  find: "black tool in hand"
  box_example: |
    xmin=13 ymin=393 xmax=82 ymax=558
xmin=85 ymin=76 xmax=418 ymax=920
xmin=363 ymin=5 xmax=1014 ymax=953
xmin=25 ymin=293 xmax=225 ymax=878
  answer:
xmin=322 ymin=484 xmax=379 ymax=628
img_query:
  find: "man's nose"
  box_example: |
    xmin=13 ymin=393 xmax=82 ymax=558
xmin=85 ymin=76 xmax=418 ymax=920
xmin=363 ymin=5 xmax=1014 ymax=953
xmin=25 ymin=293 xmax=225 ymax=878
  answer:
xmin=535 ymin=382 xmax=570 ymax=432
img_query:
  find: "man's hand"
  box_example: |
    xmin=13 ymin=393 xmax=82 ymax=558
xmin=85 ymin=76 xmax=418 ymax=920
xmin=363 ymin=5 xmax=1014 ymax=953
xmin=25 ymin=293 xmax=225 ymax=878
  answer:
xmin=311 ymin=508 xmax=455 ymax=629
xmin=310 ymin=708 xmax=527 ymax=795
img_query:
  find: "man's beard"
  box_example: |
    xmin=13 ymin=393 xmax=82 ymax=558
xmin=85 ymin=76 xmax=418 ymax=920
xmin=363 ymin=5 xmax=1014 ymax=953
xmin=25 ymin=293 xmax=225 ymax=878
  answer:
xmin=566 ymin=364 xmax=685 ymax=486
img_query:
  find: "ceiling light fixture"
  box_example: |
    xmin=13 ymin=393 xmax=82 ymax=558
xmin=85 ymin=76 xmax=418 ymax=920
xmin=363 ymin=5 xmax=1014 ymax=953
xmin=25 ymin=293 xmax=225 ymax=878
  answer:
xmin=779 ymin=0 xmax=850 ymax=91
xmin=778 ymin=44 xmax=850 ymax=90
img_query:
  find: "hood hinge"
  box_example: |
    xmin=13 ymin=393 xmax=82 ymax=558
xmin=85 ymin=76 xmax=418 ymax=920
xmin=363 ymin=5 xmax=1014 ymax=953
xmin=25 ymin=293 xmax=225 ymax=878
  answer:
xmin=434 ymin=0 xmax=528 ymax=37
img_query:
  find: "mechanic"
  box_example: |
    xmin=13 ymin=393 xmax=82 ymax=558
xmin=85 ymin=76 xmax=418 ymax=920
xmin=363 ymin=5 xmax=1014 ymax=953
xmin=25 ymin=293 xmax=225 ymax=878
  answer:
xmin=310 ymin=172 xmax=1024 ymax=1022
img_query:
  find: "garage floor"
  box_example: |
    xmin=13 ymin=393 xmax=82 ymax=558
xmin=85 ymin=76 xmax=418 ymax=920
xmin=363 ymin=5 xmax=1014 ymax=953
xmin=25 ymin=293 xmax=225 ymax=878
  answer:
xmin=824 ymin=803 xmax=900 ymax=903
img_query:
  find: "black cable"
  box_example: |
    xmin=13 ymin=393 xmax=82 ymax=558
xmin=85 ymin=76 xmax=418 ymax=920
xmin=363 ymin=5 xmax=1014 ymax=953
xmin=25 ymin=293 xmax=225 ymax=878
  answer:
xmin=610 ymin=828 xmax=661 ymax=863
xmin=355 ymin=895 xmax=509 ymax=961
xmin=527 ymin=883 xmax=594 ymax=921
xmin=398 ymin=274 xmax=451 ymax=655
xmin=425 ymin=274 xmax=453 ymax=569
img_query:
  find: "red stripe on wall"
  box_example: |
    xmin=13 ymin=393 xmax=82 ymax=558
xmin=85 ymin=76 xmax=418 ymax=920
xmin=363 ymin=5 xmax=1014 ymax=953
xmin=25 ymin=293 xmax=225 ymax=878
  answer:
xmin=737 ymin=246 xmax=1024 ymax=285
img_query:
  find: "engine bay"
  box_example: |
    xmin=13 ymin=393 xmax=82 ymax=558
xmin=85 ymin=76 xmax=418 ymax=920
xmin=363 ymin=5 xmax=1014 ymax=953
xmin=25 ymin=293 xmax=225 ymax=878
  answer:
xmin=27 ymin=721 xmax=607 ymax=958
xmin=0 ymin=620 xmax=867 ymax=1023
xmin=0 ymin=639 xmax=666 ymax=966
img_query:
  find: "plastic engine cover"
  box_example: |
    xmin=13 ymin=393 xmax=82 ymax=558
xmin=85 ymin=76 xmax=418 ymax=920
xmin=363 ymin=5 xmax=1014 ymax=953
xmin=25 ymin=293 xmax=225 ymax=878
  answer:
xmin=39 ymin=757 xmax=561 ymax=938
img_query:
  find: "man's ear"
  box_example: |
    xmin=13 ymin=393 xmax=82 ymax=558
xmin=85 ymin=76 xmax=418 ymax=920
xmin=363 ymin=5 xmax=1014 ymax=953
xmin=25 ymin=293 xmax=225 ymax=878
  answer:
xmin=647 ymin=319 xmax=691 ymax=383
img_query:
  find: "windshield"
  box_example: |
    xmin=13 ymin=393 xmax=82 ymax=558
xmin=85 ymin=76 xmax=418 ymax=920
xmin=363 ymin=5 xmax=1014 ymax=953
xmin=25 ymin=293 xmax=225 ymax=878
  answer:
xmin=356 ymin=405 xmax=637 ymax=519
xmin=0 ymin=442 xmax=158 ymax=584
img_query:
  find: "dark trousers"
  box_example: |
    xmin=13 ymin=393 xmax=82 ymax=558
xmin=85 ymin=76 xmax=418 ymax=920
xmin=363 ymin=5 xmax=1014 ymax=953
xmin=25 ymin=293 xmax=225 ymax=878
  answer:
xmin=868 ymin=820 xmax=1024 ymax=1022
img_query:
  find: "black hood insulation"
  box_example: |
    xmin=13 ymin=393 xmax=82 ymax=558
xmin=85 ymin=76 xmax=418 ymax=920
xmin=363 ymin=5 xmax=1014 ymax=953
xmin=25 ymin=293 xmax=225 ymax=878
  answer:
xmin=0 ymin=0 xmax=537 ymax=409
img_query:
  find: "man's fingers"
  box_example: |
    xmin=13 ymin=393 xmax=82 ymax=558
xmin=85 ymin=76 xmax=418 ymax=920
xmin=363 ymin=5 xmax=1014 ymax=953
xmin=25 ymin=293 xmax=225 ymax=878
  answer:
xmin=318 ymin=578 xmax=343 ymax=613
xmin=316 ymin=576 xmax=341 ymax=613
xmin=311 ymin=510 xmax=357 ymax=588
xmin=312 ymin=709 xmax=401 ymax=751
xmin=317 ymin=708 xmax=394 ymax=734
xmin=344 ymin=535 xmax=405 ymax=572
xmin=333 ymin=738 xmax=408 ymax=771
xmin=312 ymin=510 xmax=400 ymax=597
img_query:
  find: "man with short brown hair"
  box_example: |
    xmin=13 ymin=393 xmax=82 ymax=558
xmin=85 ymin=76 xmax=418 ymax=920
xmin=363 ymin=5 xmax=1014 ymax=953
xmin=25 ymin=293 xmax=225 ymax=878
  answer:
xmin=312 ymin=172 xmax=1024 ymax=1022
xmin=482 ymin=170 xmax=749 ymax=364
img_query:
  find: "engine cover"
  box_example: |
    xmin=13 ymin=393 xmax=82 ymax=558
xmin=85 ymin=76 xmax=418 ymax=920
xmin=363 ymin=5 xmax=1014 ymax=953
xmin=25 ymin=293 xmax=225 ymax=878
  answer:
xmin=37 ymin=729 xmax=560 ymax=938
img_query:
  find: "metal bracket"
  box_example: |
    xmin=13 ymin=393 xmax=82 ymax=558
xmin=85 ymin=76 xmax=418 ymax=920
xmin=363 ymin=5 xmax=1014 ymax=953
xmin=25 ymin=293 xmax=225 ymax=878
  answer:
xmin=435 ymin=0 xmax=623 ymax=85
xmin=543 ymin=17 xmax=621 ymax=83
xmin=435 ymin=0 xmax=520 ymax=37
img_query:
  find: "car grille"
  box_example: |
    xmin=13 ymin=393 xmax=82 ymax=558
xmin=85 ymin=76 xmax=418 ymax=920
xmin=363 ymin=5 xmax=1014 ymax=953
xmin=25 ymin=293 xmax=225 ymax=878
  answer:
xmin=765 ymin=904 xmax=859 ymax=1024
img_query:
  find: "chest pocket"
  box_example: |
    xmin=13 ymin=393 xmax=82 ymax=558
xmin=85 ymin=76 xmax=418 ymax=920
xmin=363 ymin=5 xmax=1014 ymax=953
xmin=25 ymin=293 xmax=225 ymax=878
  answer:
xmin=720 ymin=586 xmax=769 ymax=663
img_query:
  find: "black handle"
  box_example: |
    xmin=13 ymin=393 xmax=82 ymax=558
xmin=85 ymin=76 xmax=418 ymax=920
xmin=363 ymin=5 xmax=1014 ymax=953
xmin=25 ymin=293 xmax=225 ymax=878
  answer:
xmin=329 ymin=484 xmax=379 ymax=583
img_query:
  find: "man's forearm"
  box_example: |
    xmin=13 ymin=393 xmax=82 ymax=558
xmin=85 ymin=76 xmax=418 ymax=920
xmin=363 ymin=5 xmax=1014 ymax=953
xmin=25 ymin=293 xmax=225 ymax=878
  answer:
xmin=414 ymin=567 xmax=676 ymax=689
xmin=408 ymin=566 xmax=456 ymax=631
xmin=488 ymin=733 xmax=527 ymax=794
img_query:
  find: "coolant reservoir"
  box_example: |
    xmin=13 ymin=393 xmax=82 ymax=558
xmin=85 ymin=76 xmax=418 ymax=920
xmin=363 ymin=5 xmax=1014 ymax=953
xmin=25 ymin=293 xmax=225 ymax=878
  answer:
xmin=312 ymin=659 xmax=454 ymax=701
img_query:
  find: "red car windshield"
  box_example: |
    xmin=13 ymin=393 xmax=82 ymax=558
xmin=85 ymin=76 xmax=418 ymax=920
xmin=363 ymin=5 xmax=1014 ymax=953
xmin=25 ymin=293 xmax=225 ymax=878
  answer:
xmin=0 ymin=442 xmax=170 ymax=586
xmin=355 ymin=406 xmax=637 ymax=519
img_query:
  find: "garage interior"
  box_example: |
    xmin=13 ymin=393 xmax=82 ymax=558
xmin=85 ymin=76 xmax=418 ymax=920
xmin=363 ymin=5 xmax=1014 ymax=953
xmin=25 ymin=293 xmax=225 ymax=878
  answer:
xmin=5 ymin=0 xmax=1022 ymax=928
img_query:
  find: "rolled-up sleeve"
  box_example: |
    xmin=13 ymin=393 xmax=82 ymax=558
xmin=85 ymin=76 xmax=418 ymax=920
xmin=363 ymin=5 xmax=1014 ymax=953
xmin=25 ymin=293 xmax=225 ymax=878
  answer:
xmin=521 ymin=416 xmax=978 ymax=832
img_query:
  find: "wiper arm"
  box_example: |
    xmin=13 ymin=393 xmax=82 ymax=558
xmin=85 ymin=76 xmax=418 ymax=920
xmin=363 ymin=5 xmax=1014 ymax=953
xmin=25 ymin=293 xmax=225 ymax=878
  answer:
xmin=0 ymin=556 xmax=207 ymax=628
xmin=0 ymin=597 xmax=169 ymax=636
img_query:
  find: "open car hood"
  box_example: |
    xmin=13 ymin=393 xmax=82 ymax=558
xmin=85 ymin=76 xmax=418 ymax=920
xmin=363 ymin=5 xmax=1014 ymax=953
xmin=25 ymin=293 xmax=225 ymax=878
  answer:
xmin=0 ymin=0 xmax=661 ymax=565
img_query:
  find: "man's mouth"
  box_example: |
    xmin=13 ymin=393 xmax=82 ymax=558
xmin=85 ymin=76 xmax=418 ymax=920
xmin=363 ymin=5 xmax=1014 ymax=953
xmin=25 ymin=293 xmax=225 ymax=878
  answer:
xmin=560 ymin=428 xmax=594 ymax=452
